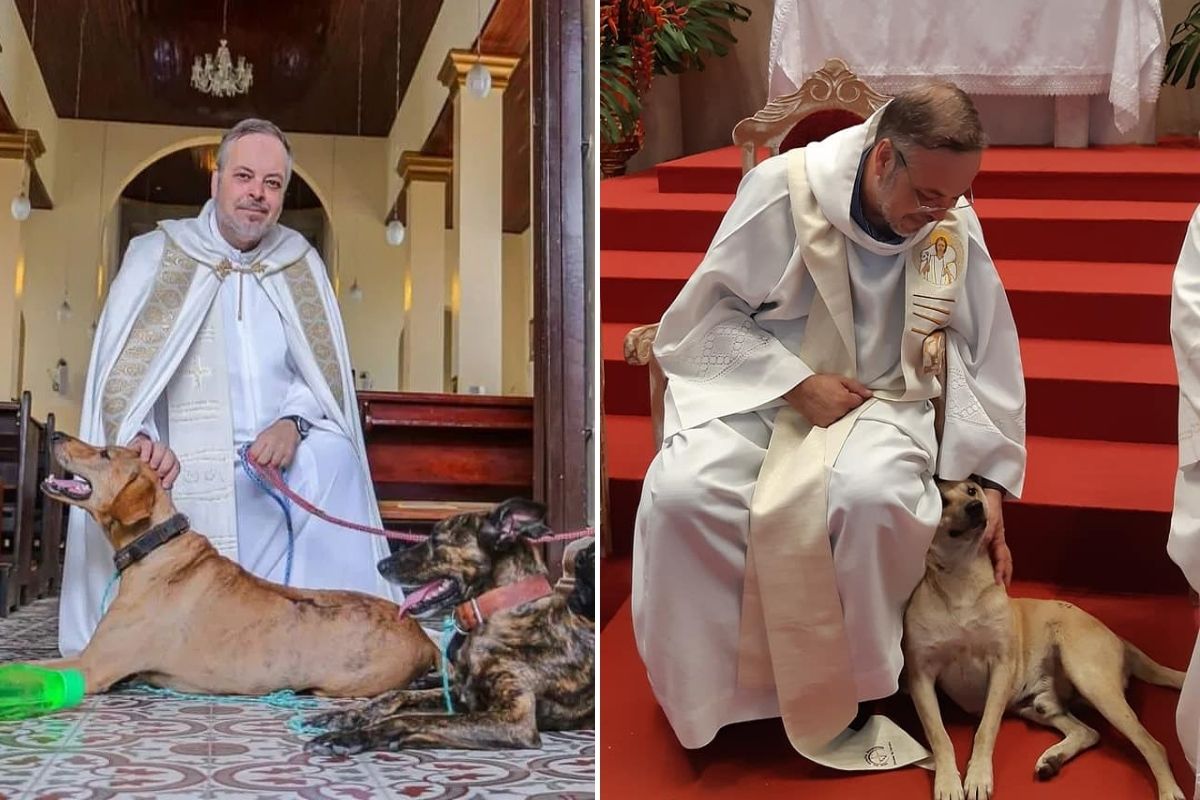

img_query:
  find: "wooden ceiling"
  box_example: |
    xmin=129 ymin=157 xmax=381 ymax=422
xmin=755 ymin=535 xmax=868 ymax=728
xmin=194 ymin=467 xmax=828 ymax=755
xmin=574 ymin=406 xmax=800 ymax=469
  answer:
xmin=13 ymin=0 xmax=442 ymax=137
xmin=8 ymin=1 xmax=532 ymax=233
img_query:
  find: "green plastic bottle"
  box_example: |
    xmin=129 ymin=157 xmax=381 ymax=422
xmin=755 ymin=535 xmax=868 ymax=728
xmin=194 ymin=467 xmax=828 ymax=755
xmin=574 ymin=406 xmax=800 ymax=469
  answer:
xmin=0 ymin=664 xmax=86 ymax=721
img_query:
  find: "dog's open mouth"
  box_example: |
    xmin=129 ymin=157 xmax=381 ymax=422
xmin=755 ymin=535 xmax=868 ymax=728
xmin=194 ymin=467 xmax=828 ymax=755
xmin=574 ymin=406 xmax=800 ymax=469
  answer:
xmin=398 ymin=578 xmax=460 ymax=618
xmin=42 ymin=474 xmax=92 ymax=501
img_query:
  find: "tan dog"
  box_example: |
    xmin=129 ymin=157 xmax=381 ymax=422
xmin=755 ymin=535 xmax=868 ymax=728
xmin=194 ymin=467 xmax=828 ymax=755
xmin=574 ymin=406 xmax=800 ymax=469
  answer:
xmin=28 ymin=432 xmax=437 ymax=698
xmin=903 ymin=478 xmax=1185 ymax=800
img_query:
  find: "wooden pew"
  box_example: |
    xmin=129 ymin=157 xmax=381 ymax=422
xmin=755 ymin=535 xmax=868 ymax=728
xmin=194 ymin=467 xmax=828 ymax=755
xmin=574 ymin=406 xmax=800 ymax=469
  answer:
xmin=33 ymin=412 xmax=66 ymax=598
xmin=355 ymin=390 xmax=578 ymax=578
xmin=0 ymin=391 xmax=41 ymax=616
xmin=358 ymin=391 xmax=535 ymax=532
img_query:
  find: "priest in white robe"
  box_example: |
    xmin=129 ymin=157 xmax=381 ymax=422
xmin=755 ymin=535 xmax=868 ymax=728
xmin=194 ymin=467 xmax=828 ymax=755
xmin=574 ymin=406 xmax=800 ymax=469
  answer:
xmin=632 ymin=84 xmax=1027 ymax=762
xmin=1168 ymin=204 xmax=1200 ymax=775
xmin=58 ymin=118 xmax=400 ymax=657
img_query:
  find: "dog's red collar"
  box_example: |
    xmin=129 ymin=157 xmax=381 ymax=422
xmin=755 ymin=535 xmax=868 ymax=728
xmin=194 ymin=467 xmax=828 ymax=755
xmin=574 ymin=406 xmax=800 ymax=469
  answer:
xmin=453 ymin=575 xmax=554 ymax=632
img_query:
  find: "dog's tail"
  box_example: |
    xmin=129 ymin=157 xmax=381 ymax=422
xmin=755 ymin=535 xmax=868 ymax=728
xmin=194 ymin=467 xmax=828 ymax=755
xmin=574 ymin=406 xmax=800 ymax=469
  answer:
xmin=1124 ymin=640 xmax=1185 ymax=689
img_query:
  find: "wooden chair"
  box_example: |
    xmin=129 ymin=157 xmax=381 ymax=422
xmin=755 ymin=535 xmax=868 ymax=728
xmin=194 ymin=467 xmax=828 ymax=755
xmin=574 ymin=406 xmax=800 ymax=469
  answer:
xmin=624 ymin=60 xmax=889 ymax=450
xmin=0 ymin=391 xmax=42 ymax=616
xmin=732 ymin=57 xmax=890 ymax=175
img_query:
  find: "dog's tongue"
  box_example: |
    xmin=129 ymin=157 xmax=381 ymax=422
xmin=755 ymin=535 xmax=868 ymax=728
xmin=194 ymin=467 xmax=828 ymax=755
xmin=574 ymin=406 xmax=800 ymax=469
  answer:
xmin=398 ymin=580 xmax=449 ymax=618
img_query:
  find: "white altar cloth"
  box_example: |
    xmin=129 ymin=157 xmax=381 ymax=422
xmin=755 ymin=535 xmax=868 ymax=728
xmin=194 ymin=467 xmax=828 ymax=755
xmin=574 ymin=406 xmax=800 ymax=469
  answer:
xmin=768 ymin=0 xmax=1164 ymax=135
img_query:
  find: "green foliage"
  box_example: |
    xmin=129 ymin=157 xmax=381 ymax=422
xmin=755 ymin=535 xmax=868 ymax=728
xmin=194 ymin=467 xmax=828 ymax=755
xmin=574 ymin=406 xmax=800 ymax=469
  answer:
xmin=1165 ymin=1 xmax=1200 ymax=89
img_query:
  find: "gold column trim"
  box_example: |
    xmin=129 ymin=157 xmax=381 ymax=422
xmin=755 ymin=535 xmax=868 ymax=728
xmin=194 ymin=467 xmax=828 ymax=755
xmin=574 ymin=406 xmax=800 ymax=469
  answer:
xmin=397 ymin=152 xmax=453 ymax=185
xmin=0 ymin=129 xmax=46 ymax=165
xmin=438 ymin=50 xmax=521 ymax=94
xmin=0 ymin=129 xmax=52 ymax=209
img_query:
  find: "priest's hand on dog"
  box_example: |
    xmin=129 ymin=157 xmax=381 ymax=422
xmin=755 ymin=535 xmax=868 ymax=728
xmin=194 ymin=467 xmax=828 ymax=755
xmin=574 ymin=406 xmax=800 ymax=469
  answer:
xmin=249 ymin=419 xmax=302 ymax=469
xmin=129 ymin=434 xmax=181 ymax=490
xmin=980 ymin=487 xmax=1012 ymax=587
xmin=786 ymin=373 xmax=874 ymax=427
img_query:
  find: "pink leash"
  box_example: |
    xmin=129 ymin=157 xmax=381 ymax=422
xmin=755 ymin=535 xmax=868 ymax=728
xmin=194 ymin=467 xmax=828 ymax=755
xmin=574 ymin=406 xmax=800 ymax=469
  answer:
xmin=248 ymin=460 xmax=594 ymax=545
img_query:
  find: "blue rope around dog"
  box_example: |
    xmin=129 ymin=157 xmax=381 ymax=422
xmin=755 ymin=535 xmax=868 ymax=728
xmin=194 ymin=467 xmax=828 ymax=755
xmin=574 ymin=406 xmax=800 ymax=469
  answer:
xmin=122 ymin=683 xmax=328 ymax=737
xmin=237 ymin=442 xmax=294 ymax=587
xmin=440 ymin=616 xmax=457 ymax=714
xmin=100 ymin=570 xmax=120 ymax=615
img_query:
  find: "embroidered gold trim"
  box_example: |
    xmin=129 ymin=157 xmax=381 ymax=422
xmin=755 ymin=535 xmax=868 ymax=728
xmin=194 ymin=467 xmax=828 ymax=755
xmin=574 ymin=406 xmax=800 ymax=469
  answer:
xmin=910 ymin=327 xmax=936 ymax=336
xmin=914 ymin=302 xmax=950 ymax=316
xmin=913 ymin=293 xmax=956 ymax=303
xmin=101 ymin=243 xmax=198 ymax=442
xmin=914 ymin=312 xmax=945 ymax=326
xmin=282 ymin=258 xmax=345 ymax=408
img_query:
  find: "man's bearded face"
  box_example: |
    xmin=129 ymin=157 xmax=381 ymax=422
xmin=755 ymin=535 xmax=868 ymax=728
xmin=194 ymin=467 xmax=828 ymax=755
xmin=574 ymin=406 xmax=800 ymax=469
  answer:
xmin=211 ymin=133 xmax=289 ymax=250
xmin=876 ymin=142 xmax=981 ymax=237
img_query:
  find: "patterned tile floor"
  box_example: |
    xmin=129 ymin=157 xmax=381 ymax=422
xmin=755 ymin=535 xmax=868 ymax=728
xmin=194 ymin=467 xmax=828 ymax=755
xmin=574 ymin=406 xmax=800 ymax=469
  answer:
xmin=0 ymin=599 xmax=595 ymax=800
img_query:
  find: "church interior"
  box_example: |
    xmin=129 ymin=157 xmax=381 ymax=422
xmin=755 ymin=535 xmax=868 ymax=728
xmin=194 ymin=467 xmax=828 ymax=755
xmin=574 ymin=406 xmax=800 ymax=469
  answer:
xmin=0 ymin=0 xmax=593 ymax=796
xmin=600 ymin=0 xmax=1200 ymax=797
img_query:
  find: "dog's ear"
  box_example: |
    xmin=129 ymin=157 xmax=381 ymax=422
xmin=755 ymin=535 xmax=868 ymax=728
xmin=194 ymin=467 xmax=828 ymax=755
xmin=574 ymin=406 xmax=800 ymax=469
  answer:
xmin=484 ymin=498 xmax=550 ymax=548
xmin=110 ymin=471 xmax=157 ymax=528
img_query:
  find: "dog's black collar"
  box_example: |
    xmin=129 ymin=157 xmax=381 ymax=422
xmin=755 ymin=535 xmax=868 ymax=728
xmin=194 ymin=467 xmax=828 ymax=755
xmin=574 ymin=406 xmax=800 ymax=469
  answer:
xmin=113 ymin=513 xmax=191 ymax=573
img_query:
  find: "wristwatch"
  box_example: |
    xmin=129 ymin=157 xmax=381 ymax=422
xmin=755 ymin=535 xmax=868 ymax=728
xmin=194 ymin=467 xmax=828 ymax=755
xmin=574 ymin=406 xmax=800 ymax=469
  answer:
xmin=283 ymin=415 xmax=312 ymax=440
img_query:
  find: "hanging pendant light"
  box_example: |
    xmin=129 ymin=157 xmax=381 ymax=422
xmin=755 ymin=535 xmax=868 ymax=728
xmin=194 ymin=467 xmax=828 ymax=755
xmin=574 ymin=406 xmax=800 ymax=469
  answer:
xmin=467 ymin=62 xmax=491 ymax=99
xmin=386 ymin=219 xmax=406 ymax=246
xmin=56 ymin=295 xmax=72 ymax=322
xmin=348 ymin=278 xmax=364 ymax=302
xmin=386 ymin=1 xmax=408 ymax=247
xmin=10 ymin=192 xmax=31 ymax=221
xmin=467 ymin=0 xmax=490 ymax=99
xmin=12 ymin=4 xmax=36 ymax=222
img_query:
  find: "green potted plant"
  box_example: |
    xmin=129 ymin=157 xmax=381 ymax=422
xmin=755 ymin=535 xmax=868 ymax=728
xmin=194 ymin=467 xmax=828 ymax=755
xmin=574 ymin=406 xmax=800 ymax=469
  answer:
xmin=600 ymin=0 xmax=752 ymax=177
xmin=1165 ymin=1 xmax=1200 ymax=89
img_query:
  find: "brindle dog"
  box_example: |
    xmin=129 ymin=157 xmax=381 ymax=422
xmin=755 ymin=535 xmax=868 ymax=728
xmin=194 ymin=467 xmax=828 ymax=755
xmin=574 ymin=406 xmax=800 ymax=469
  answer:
xmin=303 ymin=499 xmax=595 ymax=753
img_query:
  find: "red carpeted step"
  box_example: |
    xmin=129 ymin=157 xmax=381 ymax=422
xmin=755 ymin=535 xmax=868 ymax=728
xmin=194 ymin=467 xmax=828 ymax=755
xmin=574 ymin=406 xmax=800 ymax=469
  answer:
xmin=998 ymin=261 xmax=1173 ymax=345
xmin=600 ymin=175 xmax=731 ymax=253
xmin=604 ymin=404 xmax=1178 ymax=493
xmin=599 ymin=250 xmax=700 ymax=324
xmin=603 ymin=326 xmax=1178 ymax=444
xmin=602 ymin=184 xmax=1194 ymax=263
xmin=602 ymin=253 xmax=1175 ymax=345
xmin=599 ymin=585 xmax=1195 ymax=799
xmin=974 ymin=199 xmax=1192 ymax=264
xmin=602 ymin=414 xmax=1186 ymax=591
xmin=653 ymin=144 xmax=1200 ymax=202
xmin=1019 ymin=339 xmax=1177 ymax=444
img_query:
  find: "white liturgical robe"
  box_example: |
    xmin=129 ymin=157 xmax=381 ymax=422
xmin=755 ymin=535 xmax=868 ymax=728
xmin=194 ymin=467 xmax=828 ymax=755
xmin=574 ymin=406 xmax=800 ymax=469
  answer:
xmin=58 ymin=200 xmax=400 ymax=657
xmin=1168 ymin=204 xmax=1200 ymax=774
xmin=632 ymin=113 xmax=1027 ymax=754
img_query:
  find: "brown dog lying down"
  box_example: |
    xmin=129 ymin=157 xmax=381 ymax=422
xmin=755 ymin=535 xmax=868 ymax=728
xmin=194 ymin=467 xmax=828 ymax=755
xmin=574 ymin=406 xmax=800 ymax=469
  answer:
xmin=30 ymin=432 xmax=437 ymax=698
xmin=903 ymin=478 xmax=1185 ymax=800
xmin=303 ymin=499 xmax=595 ymax=754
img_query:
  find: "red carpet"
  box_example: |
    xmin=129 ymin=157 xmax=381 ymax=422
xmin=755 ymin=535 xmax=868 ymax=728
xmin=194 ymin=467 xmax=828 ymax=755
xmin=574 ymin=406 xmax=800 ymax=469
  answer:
xmin=601 ymin=576 xmax=1195 ymax=799
xmin=600 ymin=144 xmax=1200 ymax=797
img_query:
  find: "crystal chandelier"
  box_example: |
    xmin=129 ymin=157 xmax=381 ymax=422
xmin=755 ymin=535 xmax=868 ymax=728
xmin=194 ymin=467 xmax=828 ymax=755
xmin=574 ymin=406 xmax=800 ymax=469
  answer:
xmin=191 ymin=0 xmax=252 ymax=98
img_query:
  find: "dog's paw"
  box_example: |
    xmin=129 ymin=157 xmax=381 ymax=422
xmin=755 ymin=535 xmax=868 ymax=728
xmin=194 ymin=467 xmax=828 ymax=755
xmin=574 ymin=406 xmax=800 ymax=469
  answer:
xmin=963 ymin=761 xmax=993 ymax=800
xmin=1159 ymin=783 xmax=1186 ymax=800
xmin=304 ymin=731 xmax=369 ymax=757
xmin=304 ymin=709 xmax=357 ymax=732
xmin=1034 ymin=752 xmax=1062 ymax=780
xmin=933 ymin=769 xmax=964 ymax=800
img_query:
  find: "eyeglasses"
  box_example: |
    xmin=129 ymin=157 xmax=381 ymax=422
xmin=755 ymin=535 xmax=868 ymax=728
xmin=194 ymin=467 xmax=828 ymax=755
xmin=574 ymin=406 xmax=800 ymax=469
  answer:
xmin=893 ymin=147 xmax=974 ymax=213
